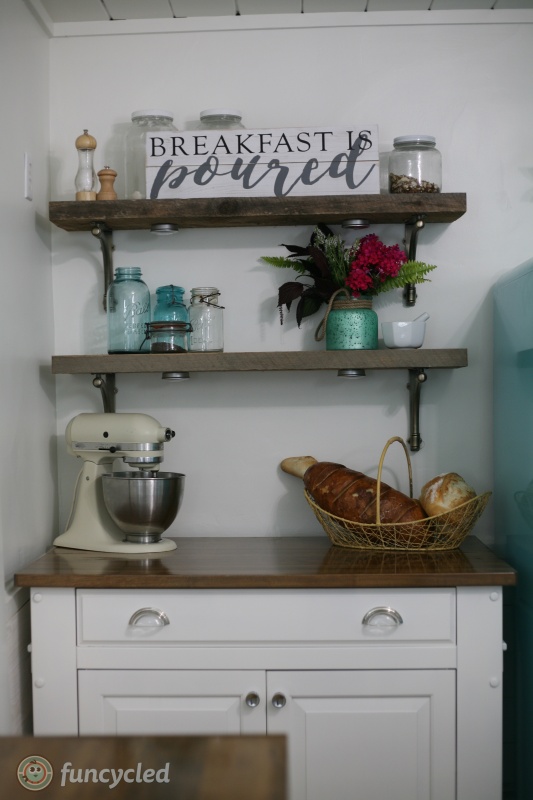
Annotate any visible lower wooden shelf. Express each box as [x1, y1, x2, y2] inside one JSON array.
[[51, 348, 467, 374]]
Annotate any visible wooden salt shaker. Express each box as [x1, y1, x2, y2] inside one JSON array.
[[97, 167, 117, 200]]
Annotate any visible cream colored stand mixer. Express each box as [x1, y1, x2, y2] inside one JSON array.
[[54, 412, 184, 554]]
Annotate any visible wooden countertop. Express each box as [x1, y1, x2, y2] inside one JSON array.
[[14, 536, 516, 590]]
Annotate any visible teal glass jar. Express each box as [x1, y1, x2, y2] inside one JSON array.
[[145, 285, 191, 352], [106, 267, 151, 353], [324, 294, 378, 350], [153, 285, 189, 324]]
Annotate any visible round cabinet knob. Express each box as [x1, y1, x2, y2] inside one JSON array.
[[245, 692, 261, 708], [271, 693, 287, 709], [128, 608, 170, 627]]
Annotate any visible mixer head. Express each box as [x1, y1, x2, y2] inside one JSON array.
[[66, 412, 175, 469]]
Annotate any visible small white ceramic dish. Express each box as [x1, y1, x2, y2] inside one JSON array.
[[382, 312, 429, 349]]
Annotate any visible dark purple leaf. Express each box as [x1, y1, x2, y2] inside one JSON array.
[[278, 281, 305, 311]]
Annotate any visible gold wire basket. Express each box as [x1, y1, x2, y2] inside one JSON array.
[[305, 436, 491, 551]]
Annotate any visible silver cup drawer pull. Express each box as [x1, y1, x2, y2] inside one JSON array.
[[362, 606, 403, 628], [128, 607, 170, 627]]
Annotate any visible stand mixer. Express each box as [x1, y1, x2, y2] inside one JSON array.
[[53, 412, 184, 554]]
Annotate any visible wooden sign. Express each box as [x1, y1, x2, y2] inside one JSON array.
[[145, 125, 379, 199]]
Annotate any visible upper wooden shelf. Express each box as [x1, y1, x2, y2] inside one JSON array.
[[51, 349, 468, 375], [48, 193, 467, 232]]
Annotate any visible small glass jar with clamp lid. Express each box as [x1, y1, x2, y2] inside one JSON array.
[[198, 109, 245, 130], [124, 109, 177, 199], [144, 285, 191, 352], [189, 287, 224, 352], [143, 321, 191, 353], [389, 135, 442, 194], [153, 285, 189, 325]]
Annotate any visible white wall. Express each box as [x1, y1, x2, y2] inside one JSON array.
[[49, 13, 533, 546], [0, 0, 55, 733]]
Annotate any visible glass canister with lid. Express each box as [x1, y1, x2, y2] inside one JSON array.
[[153, 285, 189, 324], [389, 135, 442, 194], [198, 109, 245, 130], [124, 109, 177, 199], [188, 287, 224, 352], [143, 284, 191, 353]]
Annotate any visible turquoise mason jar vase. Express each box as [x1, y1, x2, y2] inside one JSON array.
[[316, 289, 378, 350]]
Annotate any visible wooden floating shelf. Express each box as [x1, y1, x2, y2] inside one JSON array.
[[52, 349, 468, 375], [49, 193, 467, 232]]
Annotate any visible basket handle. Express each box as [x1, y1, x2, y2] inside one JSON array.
[[375, 437, 414, 523]]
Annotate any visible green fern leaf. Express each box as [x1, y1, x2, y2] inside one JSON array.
[[377, 261, 437, 295], [260, 255, 310, 276]]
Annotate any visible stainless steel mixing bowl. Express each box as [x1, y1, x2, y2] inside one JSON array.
[[101, 471, 185, 543]]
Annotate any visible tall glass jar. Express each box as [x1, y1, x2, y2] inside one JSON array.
[[107, 267, 151, 353], [189, 287, 224, 352], [124, 110, 177, 199], [198, 109, 245, 130], [389, 135, 441, 194]]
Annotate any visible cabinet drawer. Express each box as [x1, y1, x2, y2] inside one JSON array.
[[77, 588, 455, 646]]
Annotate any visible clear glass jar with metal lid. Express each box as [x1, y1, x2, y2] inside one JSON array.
[[124, 109, 177, 199], [389, 135, 442, 194], [188, 287, 224, 352], [198, 109, 245, 130]]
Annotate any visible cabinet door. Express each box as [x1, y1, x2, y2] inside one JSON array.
[[78, 670, 266, 736], [267, 670, 455, 800]]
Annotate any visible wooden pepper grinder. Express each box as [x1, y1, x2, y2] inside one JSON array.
[[97, 166, 117, 200], [74, 129, 97, 200]]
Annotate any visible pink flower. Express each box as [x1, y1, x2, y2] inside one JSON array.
[[346, 234, 407, 296]]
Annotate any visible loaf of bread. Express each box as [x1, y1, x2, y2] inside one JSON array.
[[281, 456, 427, 524], [419, 472, 476, 517]]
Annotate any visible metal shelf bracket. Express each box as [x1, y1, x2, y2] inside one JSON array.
[[92, 373, 117, 413], [407, 368, 427, 451], [403, 215, 426, 307], [91, 224, 115, 311]]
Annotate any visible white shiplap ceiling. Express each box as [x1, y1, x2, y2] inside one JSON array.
[[31, 0, 533, 24]]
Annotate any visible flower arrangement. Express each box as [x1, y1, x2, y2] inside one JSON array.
[[261, 225, 436, 326]]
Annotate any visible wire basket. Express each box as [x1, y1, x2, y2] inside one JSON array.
[[305, 436, 491, 551]]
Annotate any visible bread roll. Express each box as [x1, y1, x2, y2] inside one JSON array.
[[419, 472, 476, 517], [281, 457, 426, 524]]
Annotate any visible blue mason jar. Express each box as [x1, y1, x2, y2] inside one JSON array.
[[106, 267, 151, 353], [153, 285, 189, 324]]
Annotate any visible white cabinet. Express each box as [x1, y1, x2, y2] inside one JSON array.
[[268, 670, 455, 800], [28, 584, 504, 800], [78, 667, 455, 800], [78, 670, 267, 736]]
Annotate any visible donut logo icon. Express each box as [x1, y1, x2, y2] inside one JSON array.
[[17, 756, 53, 791]]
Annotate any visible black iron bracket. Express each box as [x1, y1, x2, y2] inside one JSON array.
[[407, 368, 427, 451], [91, 224, 115, 311], [403, 215, 426, 307], [92, 373, 117, 413]]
